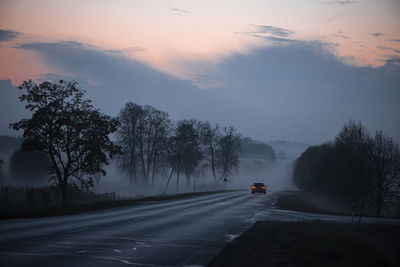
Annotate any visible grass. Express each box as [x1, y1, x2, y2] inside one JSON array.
[[275, 192, 353, 216], [208, 221, 400, 267], [0, 189, 241, 219]]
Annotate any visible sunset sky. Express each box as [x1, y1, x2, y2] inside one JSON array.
[[0, 0, 399, 143]]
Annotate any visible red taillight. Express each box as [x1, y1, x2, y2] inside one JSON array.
[[251, 186, 256, 189], [262, 186, 266, 189]]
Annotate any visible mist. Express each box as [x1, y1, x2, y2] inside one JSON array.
[[91, 140, 308, 198]]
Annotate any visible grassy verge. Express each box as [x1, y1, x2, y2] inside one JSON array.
[[208, 221, 400, 267], [275, 192, 352, 216], [1, 189, 240, 220]]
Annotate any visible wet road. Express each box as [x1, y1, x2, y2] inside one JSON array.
[[0, 191, 274, 266], [1, 190, 399, 267]]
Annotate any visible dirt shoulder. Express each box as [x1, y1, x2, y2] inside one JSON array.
[[208, 221, 400, 267]]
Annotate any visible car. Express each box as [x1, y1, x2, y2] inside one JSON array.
[[251, 183, 266, 194]]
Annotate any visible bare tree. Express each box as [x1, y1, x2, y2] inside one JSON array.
[[216, 126, 241, 182], [169, 120, 203, 191], [369, 131, 400, 217], [143, 105, 171, 187], [117, 103, 171, 187], [0, 157, 3, 181], [200, 122, 221, 183], [334, 120, 373, 221], [116, 102, 143, 186], [10, 80, 121, 204]]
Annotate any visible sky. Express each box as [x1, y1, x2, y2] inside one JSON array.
[[0, 0, 399, 144]]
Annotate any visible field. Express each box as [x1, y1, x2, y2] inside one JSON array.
[[209, 221, 400, 266]]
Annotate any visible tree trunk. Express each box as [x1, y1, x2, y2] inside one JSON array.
[[358, 197, 365, 223], [61, 180, 68, 205], [151, 159, 156, 188], [176, 160, 180, 194], [139, 135, 146, 184], [129, 164, 133, 186], [375, 175, 384, 217], [163, 162, 176, 193], [211, 150, 216, 183], [186, 174, 191, 188]]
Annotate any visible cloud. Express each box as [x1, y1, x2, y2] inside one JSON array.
[[262, 36, 298, 43], [326, 12, 350, 22], [168, 7, 191, 15], [377, 46, 400, 54], [15, 40, 211, 118], [371, 32, 383, 37], [236, 25, 296, 43], [210, 42, 400, 142], [186, 73, 222, 88], [0, 29, 20, 42], [389, 39, 400, 43], [333, 31, 350, 39], [8, 39, 400, 144], [249, 25, 295, 37], [124, 46, 145, 53], [323, 0, 356, 5]]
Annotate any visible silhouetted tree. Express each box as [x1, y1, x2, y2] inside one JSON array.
[[142, 105, 171, 186], [169, 120, 203, 190], [293, 120, 400, 217], [216, 126, 241, 182], [117, 103, 171, 188], [9, 149, 49, 184], [0, 157, 3, 181], [369, 131, 400, 216], [116, 102, 144, 186], [10, 80, 121, 204], [200, 121, 221, 183], [334, 120, 373, 219]]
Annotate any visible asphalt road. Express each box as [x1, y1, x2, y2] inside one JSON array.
[[0, 191, 275, 266], [1, 190, 399, 267]]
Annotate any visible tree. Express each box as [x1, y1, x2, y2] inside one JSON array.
[[147, 106, 171, 186], [0, 157, 3, 181], [369, 131, 400, 216], [334, 120, 373, 219], [216, 126, 241, 182], [10, 80, 121, 204], [200, 121, 221, 183], [116, 103, 171, 188], [116, 102, 144, 186], [169, 120, 203, 191], [293, 120, 400, 217]]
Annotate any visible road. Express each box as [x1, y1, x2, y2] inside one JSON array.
[[1, 190, 399, 266]]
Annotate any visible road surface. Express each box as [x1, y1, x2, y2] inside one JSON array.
[[1, 191, 399, 266]]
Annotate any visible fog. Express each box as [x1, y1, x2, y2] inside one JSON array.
[[90, 141, 307, 198]]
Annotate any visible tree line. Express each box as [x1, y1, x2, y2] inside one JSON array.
[[116, 102, 241, 192], [9, 80, 242, 203], [293, 121, 400, 217]]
